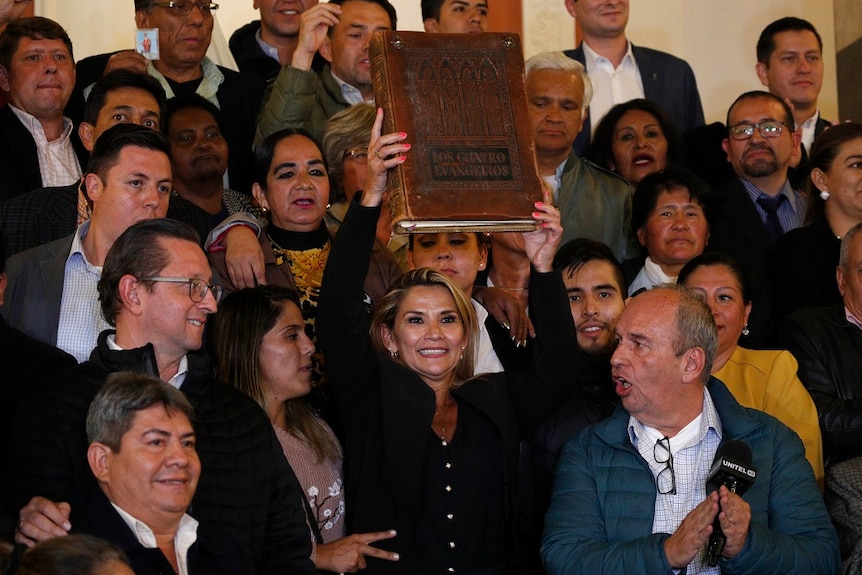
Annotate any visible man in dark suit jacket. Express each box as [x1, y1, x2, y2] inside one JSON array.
[[0, 17, 87, 202], [64, 1, 264, 195], [709, 91, 803, 348], [562, 0, 704, 155], [83, 373, 242, 575]]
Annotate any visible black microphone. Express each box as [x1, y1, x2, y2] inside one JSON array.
[[704, 440, 757, 566]]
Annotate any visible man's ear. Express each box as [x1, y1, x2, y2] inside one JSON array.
[[79, 122, 96, 152], [87, 443, 112, 483], [83, 172, 103, 206], [837, 265, 846, 298], [118, 274, 145, 316], [721, 138, 732, 163], [755, 62, 769, 87], [135, 10, 149, 29], [320, 36, 334, 64], [682, 347, 707, 384], [423, 18, 439, 33], [0, 65, 10, 94]]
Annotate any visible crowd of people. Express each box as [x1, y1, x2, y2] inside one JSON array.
[[0, 0, 858, 574]]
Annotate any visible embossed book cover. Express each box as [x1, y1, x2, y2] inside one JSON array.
[[370, 31, 542, 233]]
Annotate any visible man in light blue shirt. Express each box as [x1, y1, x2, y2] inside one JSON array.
[[1, 124, 172, 361]]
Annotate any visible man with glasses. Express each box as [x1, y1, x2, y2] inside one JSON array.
[[542, 285, 838, 575], [68, 0, 264, 195], [7, 218, 316, 575], [709, 90, 803, 347]]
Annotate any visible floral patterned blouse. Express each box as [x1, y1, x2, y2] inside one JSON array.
[[273, 422, 345, 542]]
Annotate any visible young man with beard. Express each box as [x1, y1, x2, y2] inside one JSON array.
[[517, 238, 624, 573]]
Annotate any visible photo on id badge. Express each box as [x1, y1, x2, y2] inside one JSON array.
[[136, 29, 159, 60]]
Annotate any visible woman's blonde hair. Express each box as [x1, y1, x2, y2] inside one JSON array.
[[370, 268, 478, 385]]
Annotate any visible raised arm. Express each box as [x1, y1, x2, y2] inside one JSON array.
[[506, 203, 588, 432], [317, 109, 408, 407]]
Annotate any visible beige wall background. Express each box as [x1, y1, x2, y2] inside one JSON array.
[[36, 0, 838, 124]]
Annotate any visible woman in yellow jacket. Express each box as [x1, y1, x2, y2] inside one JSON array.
[[679, 252, 825, 488]]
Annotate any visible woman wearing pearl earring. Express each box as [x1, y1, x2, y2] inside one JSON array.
[[771, 122, 862, 322]]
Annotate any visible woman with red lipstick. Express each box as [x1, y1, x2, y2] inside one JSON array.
[[625, 166, 714, 294], [587, 99, 683, 187], [208, 128, 401, 385], [678, 252, 824, 487], [212, 285, 401, 573], [317, 109, 581, 574]]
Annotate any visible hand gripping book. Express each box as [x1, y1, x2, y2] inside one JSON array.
[[370, 31, 542, 233]]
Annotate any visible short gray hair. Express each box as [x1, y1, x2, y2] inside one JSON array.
[[86, 371, 194, 451], [651, 284, 717, 384], [525, 51, 593, 114], [840, 222, 862, 271]]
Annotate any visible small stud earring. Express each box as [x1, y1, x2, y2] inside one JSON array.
[[820, 189, 830, 201], [388, 348, 399, 360]]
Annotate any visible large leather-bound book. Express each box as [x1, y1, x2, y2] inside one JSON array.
[[370, 31, 542, 233]]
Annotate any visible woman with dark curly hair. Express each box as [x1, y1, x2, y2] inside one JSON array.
[[586, 99, 683, 187]]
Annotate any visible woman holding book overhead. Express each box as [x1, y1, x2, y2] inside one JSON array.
[[316, 109, 583, 574]]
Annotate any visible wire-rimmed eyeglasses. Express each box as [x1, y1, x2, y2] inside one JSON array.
[[150, 1, 219, 16], [140, 276, 223, 303], [728, 120, 789, 141], [654, 436, 677, 495]]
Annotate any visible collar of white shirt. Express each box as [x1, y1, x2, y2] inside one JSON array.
[[105, 334, 189, 389], [111, 502, 199, 575]]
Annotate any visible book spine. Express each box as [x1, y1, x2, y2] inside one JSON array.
[[370, 33, 408, 227]]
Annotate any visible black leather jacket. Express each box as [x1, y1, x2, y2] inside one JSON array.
[[783, 304, 862, 467]]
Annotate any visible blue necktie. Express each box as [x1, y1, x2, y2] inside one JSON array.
[[756, 194, 787, 243]]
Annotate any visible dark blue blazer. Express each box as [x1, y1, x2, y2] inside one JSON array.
[[565, 43, 705, 155]]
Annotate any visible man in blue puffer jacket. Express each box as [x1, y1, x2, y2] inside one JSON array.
[[542, 285, 838, 575]]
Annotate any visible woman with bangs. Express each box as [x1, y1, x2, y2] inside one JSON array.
[[317, 109, 584, 574]]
